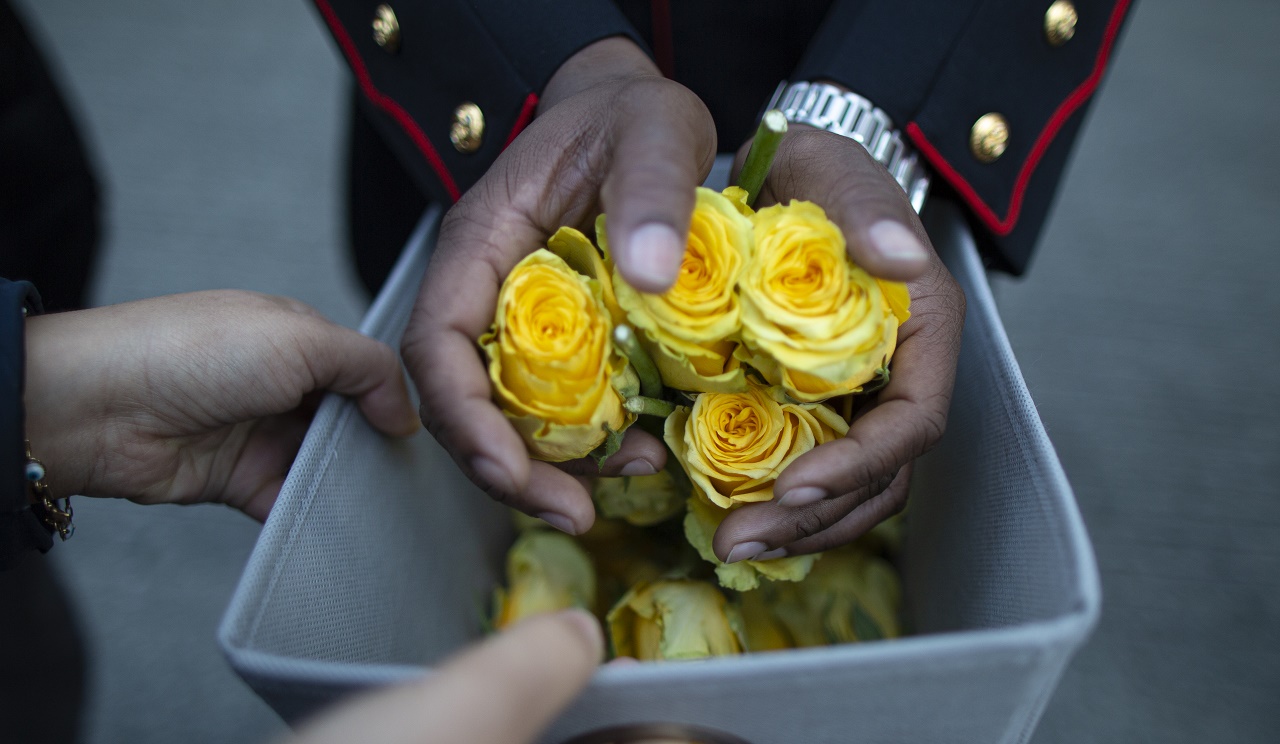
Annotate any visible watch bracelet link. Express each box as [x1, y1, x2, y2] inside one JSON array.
[[767, 81, 930, 213]]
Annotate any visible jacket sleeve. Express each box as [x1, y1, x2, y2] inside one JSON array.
[[310, 0, 645, 204], [793, 0, 1136, 273], [1, 279, 51, 570]]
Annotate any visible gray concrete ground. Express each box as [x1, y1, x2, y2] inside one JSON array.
[[12, 0, 1280, 742]]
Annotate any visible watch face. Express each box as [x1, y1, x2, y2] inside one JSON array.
[[767, 82, 930, 214]]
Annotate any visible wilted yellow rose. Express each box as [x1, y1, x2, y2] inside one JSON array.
[[605, 187, 752, 393], [683, 495, 820, 591], [738, 585, 792, 652], [737, 201, 911, 402], [492, 530, 596, 630], [663, 385, 850, 509], [480, 239, 635, 461], [593, 469, 686, 527], [764, 545, 902, 646], [575, 517, 694, 618], [607, 579, 744, 661]]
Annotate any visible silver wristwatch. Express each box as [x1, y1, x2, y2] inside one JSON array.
[[767, 81, 930, 213]]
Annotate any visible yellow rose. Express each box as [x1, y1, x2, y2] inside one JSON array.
[[683, 495, 821, 591], [546, 223, 625, 327], [492, 531, 596, 630], [605, 187, 752, 393], [480, 238, 635, 461], [593, 469, 686, 527], [764, 545, 903, 645], [575, 517, 693, 618], [663, 385, 850, 509], [738, 585, 792, 652], [607, 579, 744, 661], [737, 201, 911, 402]]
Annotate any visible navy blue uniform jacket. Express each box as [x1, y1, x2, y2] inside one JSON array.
[[317, 0, 1134, 274]]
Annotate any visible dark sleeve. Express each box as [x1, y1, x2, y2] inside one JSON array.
[[793, 0, 1136, 274], [1, 278, 51, 570], [311, 0, 646, 204]]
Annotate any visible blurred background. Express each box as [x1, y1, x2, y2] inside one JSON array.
[[6, 0, 1279, 741]]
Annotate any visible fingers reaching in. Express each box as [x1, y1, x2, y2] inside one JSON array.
[[290, 610, 603, 744]]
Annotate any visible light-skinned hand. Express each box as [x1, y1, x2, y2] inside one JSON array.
[[287, 610, 602, 744], [23, 290, 419, 520]]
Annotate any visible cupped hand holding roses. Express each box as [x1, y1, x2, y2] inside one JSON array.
[[403, 38, 961, 550], [402, 38, 717, 534], [710, 123, 966, 563]]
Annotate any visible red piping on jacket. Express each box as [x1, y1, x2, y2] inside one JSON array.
[[311, 0, 461, 202], [651, 0, 675, 78], [906, 0, 1131, 236], [503, 93, 539, 149]]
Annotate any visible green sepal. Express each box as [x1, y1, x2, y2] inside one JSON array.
[[589, 424, 626, 470], [851, 601, 884, 642], [859, 364, 892, 396]]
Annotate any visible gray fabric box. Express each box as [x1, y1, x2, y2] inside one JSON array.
[[218, 200, 1099, 744]]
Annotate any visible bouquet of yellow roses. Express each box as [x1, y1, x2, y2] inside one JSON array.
[[482, 115, 909, 660]]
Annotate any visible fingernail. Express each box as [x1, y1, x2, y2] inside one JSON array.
[[725, 541, 768, 564], [777, 486, 827, 507], [868, 220, 928, 262], [537, 512, 577, 534], [627, 223, 683, 291], [618, 459, 658, 477], [398, 407, 423, 436], [556, 609, 605, 657], [755, 547, 789, 561], [470, 456, 516, 495]]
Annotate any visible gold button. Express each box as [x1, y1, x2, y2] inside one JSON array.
[[371, 4, 400, 53], [450, 102, 485, 154], [970, 113, 1010, 163], [1044, 0, 1078, 47]]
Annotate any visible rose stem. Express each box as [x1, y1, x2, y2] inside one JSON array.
[[736, 109, 787, 207], [624, 396, 677, 418], [613, 324, 663, 399]]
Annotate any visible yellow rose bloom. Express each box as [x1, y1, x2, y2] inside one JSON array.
[[575, 517, 692, 619], [663, 385, 850, 509], [765, 545, 903, 645], [607, 579, 744, 661], [492, 531, 596, 630], [683, 495, 821, 591], [738, 585, 792, 652], [605, 187, 752, 393], [480, 241, 635, 461], [546, 224, 625, 328], [593, 469, 686, 527], [737, 201, 911, 402]]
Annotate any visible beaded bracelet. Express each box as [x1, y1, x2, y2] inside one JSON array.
[[25, 440, 74, 540]]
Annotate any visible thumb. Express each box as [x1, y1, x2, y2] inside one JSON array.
[[294, 317, 421, 437], [735, 127, 932, 282], [290, 610, 602, 744], [601, 78, 716, 293]]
